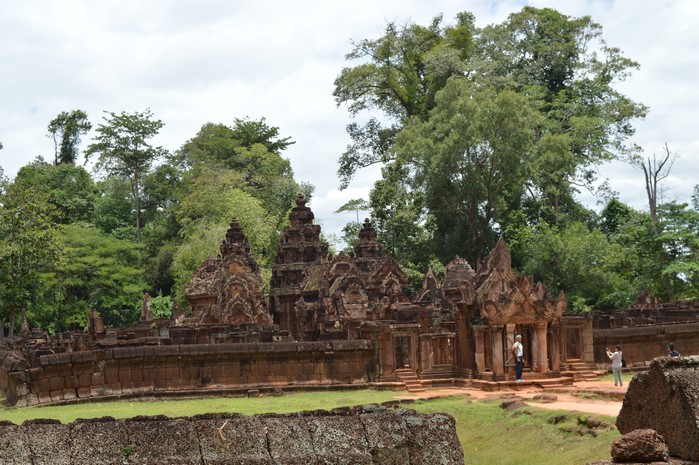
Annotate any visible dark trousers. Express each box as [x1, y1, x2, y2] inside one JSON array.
[[515, 356, 523, 380]]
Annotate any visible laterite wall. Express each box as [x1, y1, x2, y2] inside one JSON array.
[[6, 341, 375, 406], [593, 322, 699, 368]]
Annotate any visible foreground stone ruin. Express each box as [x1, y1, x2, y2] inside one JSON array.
[[616, 356, 699, 462], [0, 405, 464, 465]]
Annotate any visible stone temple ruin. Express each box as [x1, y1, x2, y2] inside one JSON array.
[[5, 194, 699, 408], [2, 193, 604, 407]]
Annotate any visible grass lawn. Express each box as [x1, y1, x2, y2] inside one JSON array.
[[597, 371, 636, 385], [0, 390, 619, 464]]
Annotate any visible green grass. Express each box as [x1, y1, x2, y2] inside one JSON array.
[[413, 397, 618, 465], [598, 372, 635, 385], [0, 389, 398, 424], [0, 390, 619, 465]]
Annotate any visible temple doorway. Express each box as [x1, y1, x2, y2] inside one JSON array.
[[565, 327, 583, 360], [394, 335, 412, 368], [503, 326, 530, 374]]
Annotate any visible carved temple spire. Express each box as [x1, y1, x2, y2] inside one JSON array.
[[353, 218, 383, 259]]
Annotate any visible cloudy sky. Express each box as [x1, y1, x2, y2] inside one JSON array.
[[1, 0, 697, 239]]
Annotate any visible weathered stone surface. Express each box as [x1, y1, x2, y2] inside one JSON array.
[[265, 414, 319, 465], [70, 417, 128, 465], [588, 458, 699, 465], [402, 410, 465, 464], [307, 411, 373, 464], [0, 408, 464, 465], [359, 407, 411, 465], [611, 429, 669, 463], [195, 413, 273, 465], [123, 416, 200, 465], [532, 393, 558, 403], [23, 419, 72, 465], [500, 397, 527, 411], [0, 421, 32, 464], [617, 356, 699, 461]]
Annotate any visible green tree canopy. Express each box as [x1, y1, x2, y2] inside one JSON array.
[[47, 110, 92, 165], [14, 157, 97, 224], [86, 108, 168, 242], [512, 220, 634, 312], [392, 81, 539, 263], [334, 6, 648, 281], [0, 181, 61, 338], [474, 7, 648, 212], [333, 12, 476, 188], [172, 167, 277, 305], [51, 224, 146, 329]]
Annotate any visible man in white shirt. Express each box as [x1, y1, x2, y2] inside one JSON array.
[[512, 335, 524, 382]]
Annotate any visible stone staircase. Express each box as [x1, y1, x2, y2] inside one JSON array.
[[395, 368, 426, 393], [562, 360, 604, 381], [532, 376, 573, 389]]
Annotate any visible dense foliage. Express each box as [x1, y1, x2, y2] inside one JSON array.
[[0, 112, 305, 335], [335, 7, 698, 309], [0, 6, 697, 337]]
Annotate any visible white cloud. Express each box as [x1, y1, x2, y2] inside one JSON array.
[[1, 0, 698, 240]]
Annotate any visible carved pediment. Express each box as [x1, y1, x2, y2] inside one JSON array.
[[222, 296, 254, 324], [442, 255, 476, 289], [367, 256, 408, 285], [476, 266, 563, 325]]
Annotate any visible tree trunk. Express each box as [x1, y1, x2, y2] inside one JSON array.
[[133, 171, 142, 243], [642, 143, 675, 236], [8, 305, 16, 340]]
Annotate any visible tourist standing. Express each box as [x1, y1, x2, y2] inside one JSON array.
[[668, 343, 680, 357], [512, 335, 524, 382], [606, 345, 623, 387]]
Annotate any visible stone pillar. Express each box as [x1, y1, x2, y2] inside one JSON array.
[[491, 325, 505, 381], [536, 322, 549, 374], [505, 323, 516, 379], [549, 320, 561, 374], [473, 325, 486, 375], [420, 334, 433, 373], [454, 307, 474, 374]]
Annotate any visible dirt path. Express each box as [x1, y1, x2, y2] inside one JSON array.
[[396, 380, 626, 418]]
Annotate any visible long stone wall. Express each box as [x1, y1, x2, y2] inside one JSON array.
[[0, 406, 465, 464], [7, 341, 375, 407], [593, 321, 699, 368]]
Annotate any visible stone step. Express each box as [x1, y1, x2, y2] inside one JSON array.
[[394, 369, 425, 392], [405, 385, 426, 393], [540, 384, 567, 390]]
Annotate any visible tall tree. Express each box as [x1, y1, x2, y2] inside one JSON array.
[[175, 119, 304, 225], [86, 109, 167, 242], [628, 143, 677, 235], [0, 181, 61, 339], [51, 224, 146, 329], [333, 12, 476, 188], [47, 110, 92, 165], [392, 81, 539, 263], [474, 7, 647, 212], [174, 118, 294, 170], [14, 157, 97, 224], [334, 7, 647, 269], [655, 202, 699, 300]]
